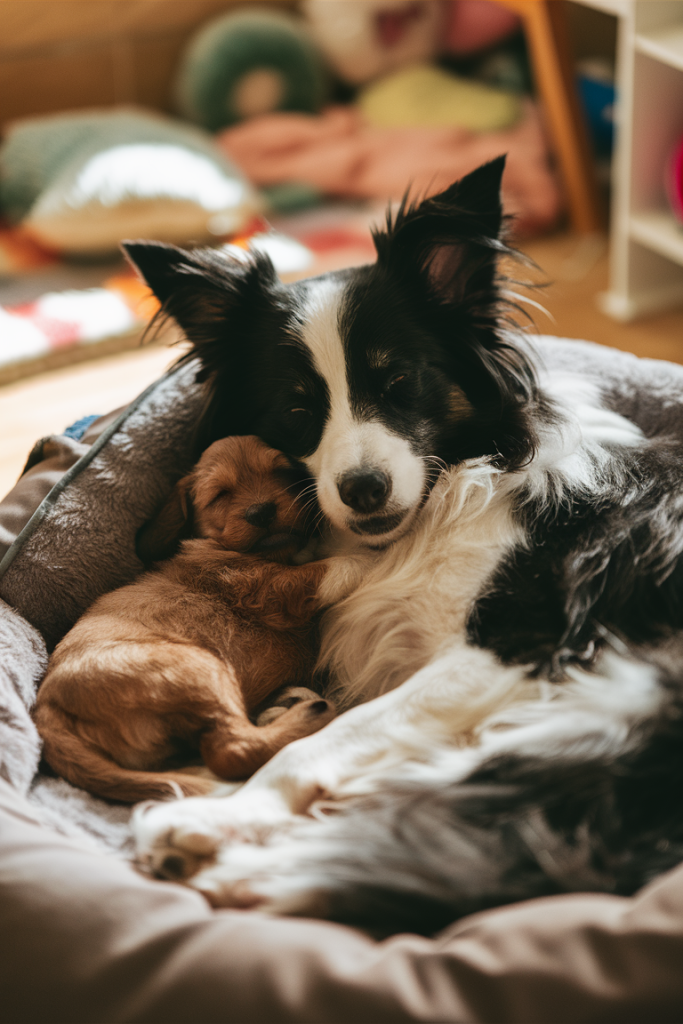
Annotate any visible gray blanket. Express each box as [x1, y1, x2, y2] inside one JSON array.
[[1, 336, 683, 854]]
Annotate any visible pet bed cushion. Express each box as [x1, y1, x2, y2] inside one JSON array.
[[3, 336, 683, 1020], [0, 108, 260, 255], [0, 362, 202, 650], [2, 762, 683, 1022]]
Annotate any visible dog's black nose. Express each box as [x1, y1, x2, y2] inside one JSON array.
[[244, 501, 277, 528], [338, 471, 390, 514]]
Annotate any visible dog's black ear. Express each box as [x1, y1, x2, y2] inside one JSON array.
[[121, 240, 278, 368], [373, 156, 507, 306], [136, 473, 194, 564], [375, 157, 537, 470], [122, 241, 190, 305]]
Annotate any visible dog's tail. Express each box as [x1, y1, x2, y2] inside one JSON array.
[[35, 703, 219, 803]]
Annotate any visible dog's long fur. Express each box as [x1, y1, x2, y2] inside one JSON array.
[[125, 158, 683, 934], [35, 436, 339, 803]]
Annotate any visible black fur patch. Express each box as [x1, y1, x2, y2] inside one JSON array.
[[470, 438, 683, 674]]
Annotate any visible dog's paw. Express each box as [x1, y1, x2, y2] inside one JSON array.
[[133, 798, 227, 880], [186, 842, 330, 918], [133, 788, 294, 882], [185, 844, 274, 908]]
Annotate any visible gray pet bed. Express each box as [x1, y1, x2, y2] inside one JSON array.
[[2, 336, 683, 1023]]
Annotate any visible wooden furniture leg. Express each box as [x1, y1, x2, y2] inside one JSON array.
[[493, 0, 603, 233]]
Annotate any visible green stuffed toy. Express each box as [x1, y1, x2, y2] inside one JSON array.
[[175, 8, 329, 132]]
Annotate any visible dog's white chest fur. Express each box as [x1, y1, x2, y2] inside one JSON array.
[[319, 463, 524, 707], [316, 372, 645, 710]]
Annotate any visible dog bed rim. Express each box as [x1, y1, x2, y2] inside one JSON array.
[[0, 365, 182, 582]]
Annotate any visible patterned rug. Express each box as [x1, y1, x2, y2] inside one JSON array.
[[0, 203, 380, 385]]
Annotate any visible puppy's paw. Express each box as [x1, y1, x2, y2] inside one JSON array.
[[254, 684, 335, 733], [291, 538, 320, 564]]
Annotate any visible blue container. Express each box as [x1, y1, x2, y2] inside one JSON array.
[[578, 73, 615, 158]]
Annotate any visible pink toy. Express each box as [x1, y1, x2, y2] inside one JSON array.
[[666, 136, 683, 225]]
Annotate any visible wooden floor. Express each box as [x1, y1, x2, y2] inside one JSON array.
[[0, 340, 178, 497], [520, 232, 683, 365], [1, 229, 683, 498]]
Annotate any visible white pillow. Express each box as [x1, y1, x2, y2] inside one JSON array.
[[0, 108, 261, 255]]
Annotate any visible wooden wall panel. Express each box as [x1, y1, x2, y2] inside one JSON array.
[[0, 1, 249, 53], [129, 33, 192, 112], [0, 0, 298, 127], [0, 45, 120, 122]]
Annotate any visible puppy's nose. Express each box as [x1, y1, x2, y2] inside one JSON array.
[[338, 470, 390, 514], [244, 501, 277, 528]]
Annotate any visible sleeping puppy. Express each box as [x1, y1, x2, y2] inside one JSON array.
[[34, 435, 342, 803]]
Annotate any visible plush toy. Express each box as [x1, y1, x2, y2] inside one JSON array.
[[300, 0, 521, 84], [443, 1, 521, 57], [300, 0, 523, 134], [175, 2, 523, 136], [358, 63, 521, 131], [175, 8, 329, 132], [300, 0, 445, 86], [0, 108, 260, 255]]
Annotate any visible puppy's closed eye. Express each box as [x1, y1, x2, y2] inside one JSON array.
[[207, 487, 233, 506]]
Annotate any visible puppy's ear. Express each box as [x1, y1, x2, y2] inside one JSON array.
[[136, 474, 194, 564], [121, 240, 278, 375], [373, 156, 507, 306]]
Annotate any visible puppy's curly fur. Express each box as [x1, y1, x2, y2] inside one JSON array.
[[34, 436, 335, 803]]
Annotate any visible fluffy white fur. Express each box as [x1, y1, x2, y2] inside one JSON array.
[[527, 368, 643, 505], [134, 645, 661, 911]]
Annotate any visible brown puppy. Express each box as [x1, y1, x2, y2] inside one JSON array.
[[34, 436, 335, 803]]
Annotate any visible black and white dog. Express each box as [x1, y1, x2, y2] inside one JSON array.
[[126, 158, 683, 935]]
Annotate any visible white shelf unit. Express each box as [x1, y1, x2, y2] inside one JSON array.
[[577, 0, 683, 319], [636, 22, 683, 72]]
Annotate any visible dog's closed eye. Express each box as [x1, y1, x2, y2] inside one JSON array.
[[285, 407, 313, 423], [382, 373, 409, 396]]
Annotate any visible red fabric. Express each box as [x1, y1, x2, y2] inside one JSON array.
[[218, 102, 562, 238]]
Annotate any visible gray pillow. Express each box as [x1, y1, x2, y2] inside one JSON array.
[[0, 360, 202, 650]]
